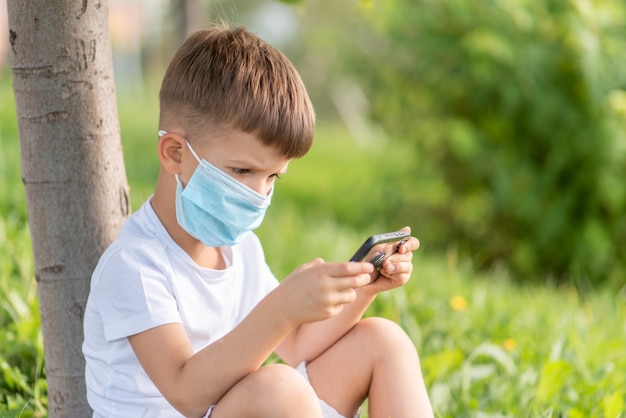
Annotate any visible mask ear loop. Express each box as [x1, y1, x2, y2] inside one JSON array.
[[158, 130, 202, 163], [184, 140, 202, 164]]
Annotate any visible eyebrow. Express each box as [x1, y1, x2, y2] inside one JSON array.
[[228, 158, 289, 174]]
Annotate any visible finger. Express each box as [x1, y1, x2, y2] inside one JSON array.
[[329, 272, 373, 291], [385, 249, 413, 265], [325, 261, 374, 277], [333, 287, 359, 305], [397, 236, 420, 254], [383, 261, 409, 276], [307, 257, 325, 266], [295, 257, 325, 273], [382, 256, 413, 275]]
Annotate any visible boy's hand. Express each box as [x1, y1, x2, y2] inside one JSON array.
[[363, 226, 419, 295], [278, 258, 374, 326]]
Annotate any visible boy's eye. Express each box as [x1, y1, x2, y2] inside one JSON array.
[[230, 168, 282, 182], [232, 168, 250, 176]]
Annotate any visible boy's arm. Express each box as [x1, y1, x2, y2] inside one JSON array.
[[276, 288, 376, 366], [276, 233, 419, 365], [128, 292, 293, 418], [128, 259, 372, 418]]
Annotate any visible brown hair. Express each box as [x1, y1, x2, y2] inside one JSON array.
[[159, 25, 315, 158]]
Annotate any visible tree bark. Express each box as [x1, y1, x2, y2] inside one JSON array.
[[7, 1, 130, 416]]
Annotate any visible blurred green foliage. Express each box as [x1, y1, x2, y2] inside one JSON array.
[[341, 0, 626, 287]]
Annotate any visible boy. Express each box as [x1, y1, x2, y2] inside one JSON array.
[[82, 24, 433, 418]]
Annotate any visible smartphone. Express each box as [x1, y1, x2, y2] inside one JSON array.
[[349, 230, 410, 269]]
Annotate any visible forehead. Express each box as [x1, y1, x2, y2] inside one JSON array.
[[196, 130, 291, 169]]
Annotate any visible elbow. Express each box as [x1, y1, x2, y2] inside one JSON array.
[[173, 402, 212, 418], [275, 341, 315, 367], [276, 327, 311, 367], [275, 339, 300, 367], [166, 391, 215, 418], [276, 351, 299, 368]]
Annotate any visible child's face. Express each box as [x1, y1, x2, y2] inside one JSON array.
[[182, 130, 291, 197]]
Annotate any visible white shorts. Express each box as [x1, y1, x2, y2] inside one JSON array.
[[202, 405, 215, 418], [296, 362, 360, 418], [202, 363, 359, 418]]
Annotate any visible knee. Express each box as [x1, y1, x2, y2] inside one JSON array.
[[353, 317, 418, 358], [246, 364, 321, 417]]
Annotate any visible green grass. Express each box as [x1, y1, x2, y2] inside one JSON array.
[[1, 74, 625, 417], [0, 74, 47, 418]]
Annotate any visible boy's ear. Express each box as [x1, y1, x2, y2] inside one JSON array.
[[158, 132, 186, 174]]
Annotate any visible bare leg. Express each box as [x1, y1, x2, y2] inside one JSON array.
[[306, 317, 433, 418], [211, 363, 323, 418]]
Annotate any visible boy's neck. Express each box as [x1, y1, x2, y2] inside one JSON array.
[[184, 244, 227, 270], [151, 171, 227, 270]]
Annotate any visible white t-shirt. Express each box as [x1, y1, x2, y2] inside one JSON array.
[[82, 199, 279, 417]]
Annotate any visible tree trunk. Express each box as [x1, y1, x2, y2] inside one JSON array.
[[7, 1, 130, 416]]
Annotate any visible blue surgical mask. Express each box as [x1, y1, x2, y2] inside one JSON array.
[[159, 130, 273, 247]]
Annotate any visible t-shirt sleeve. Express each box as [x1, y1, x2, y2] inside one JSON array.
[[91, 243, 182, 342]]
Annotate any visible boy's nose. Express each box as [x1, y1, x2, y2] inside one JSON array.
[[248, 180, 271, 197], [260, 184, 273, 197]]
